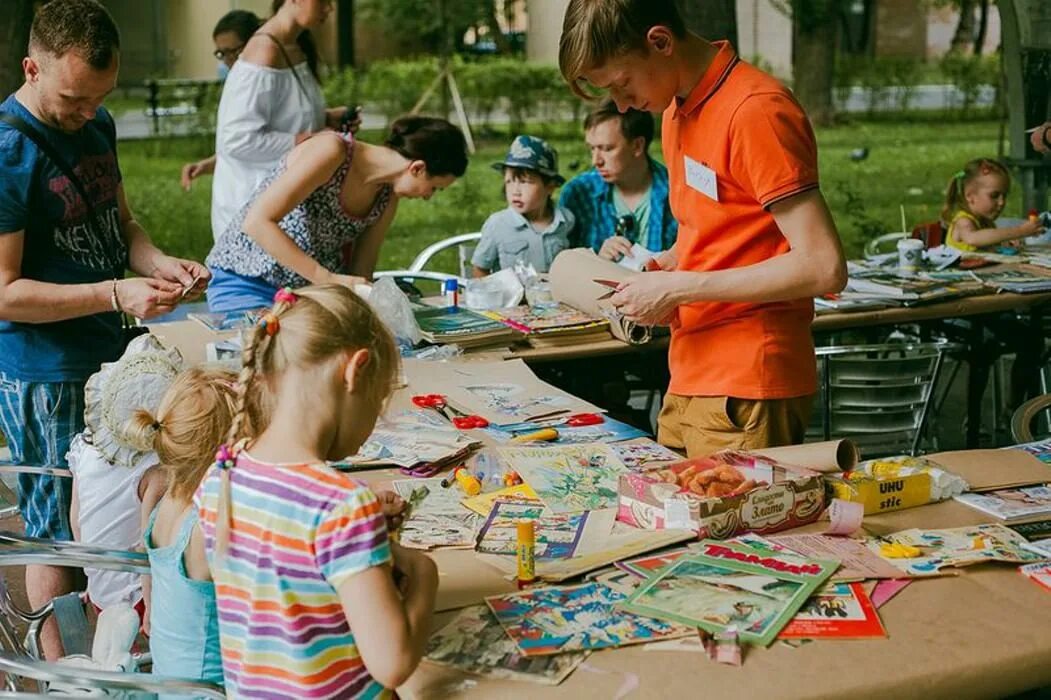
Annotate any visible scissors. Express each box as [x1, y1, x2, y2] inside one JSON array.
[[411, 394, 489, 430], [524, 412, 604, 429], [593, 278, 620, 300]]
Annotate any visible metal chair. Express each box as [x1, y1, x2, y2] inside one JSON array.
[[0, 654, 224, 697], [0, 535, 149, 662], [810, 340, 963, 457], [0, 463, 76, 526], [0, 548, 221, 697], [373, 232, 482, 283], [1011, 393, 1051, 443]]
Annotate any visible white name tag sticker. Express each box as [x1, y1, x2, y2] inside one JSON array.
[[684, 155, 719, 201]]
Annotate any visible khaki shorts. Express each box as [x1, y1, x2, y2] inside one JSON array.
[[657, 394, 814, 458]]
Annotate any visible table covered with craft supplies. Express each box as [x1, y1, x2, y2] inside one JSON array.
[[148, 311, 1051, 699]]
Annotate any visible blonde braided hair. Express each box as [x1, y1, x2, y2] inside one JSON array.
[[214, 284, 399, 556]]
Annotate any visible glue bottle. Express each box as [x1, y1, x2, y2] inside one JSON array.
[[442, 278, 459, 312], [453, 466, 481, 496], [516, 520, 536, 589]]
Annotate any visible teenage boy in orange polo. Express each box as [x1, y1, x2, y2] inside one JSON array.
[[559, 0, 847, 457]]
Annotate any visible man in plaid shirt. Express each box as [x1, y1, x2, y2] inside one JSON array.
[[560, 100, 678, 260]]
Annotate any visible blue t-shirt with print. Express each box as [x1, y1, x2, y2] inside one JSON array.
[[0, 95, 128, 382]]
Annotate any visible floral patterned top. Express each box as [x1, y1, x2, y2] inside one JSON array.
[[206, 132, 392, 290]]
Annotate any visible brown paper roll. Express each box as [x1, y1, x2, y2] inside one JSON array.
[[549, 248, 652, 344], [750, 439, 859, 474]]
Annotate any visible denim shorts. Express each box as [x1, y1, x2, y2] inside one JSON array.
[[0, 372, 84, 540]]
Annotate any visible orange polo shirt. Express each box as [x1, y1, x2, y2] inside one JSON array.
[[662, 42, 818, 399]]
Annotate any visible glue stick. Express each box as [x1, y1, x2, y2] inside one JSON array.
[[454, 467, 482, 496], [516, 520, 536, 589]]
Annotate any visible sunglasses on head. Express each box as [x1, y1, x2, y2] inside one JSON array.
[[214, 45, 245, 60]]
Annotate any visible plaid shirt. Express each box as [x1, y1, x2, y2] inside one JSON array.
[[559, 158, 678, 253]]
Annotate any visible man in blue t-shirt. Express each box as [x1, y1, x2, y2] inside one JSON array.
[[0, 0, 209, 659]]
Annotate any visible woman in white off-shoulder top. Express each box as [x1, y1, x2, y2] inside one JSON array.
[[211, 0, 357, 240]]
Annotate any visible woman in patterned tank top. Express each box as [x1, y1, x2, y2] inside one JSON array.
[[206, 116, 469, 312]]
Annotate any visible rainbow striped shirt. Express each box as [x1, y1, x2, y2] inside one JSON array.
[[197, 452, 392, 699]]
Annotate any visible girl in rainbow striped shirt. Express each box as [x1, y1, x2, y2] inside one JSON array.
[[197, 284, 438, 699]]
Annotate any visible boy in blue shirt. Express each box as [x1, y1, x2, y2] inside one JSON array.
[[472, 135, 575, 276]]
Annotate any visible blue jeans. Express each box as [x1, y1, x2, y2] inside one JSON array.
[[0, 372, 84, 540], [206, 267, 277, 313]]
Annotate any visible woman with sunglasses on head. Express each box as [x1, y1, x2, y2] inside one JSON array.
[[180, 11, 262, 192], [209, 0, 361, 241]]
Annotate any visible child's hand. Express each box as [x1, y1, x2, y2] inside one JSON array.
[[1018, 219, 1045, 238], [375, 490, 406, 532], [390, 541, 438, 595]]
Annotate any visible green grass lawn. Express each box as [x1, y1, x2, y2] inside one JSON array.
[[120, 119, 1016, 276]]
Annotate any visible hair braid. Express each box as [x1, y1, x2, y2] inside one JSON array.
[[216, 298, 292, 557]]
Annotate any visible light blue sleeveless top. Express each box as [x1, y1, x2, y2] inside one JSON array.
[[144, 506, 223, 693]]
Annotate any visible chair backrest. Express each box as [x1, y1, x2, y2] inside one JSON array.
[[408, 232, 482, 277], [911, 220, 947, 248], [809, 341, 962, 457]]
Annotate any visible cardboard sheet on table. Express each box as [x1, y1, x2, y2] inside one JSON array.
[[548, 248, 651, 344], [749, 439, 859, 474], [928, 448, 1051, 491], [476, 509, 694, 581], [401, 557, 1051, 700], [402, 358, 603, 425]]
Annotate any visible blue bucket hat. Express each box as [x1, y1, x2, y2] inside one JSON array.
[[491, 134, 565, 185]]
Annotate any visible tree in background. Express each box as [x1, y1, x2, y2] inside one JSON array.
[[0, 0, 34, 98], [936, 0, 993, 56], [784, 0, 842, 126], [676, 0, 738, 46], [358, 0, 513, 55]]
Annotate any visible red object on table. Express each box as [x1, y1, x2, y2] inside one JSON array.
[[563, 413, 604, 427]]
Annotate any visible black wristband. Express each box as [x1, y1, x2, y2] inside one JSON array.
[[1043, 125, 1051, 151]]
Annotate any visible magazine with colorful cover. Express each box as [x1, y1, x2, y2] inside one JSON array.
[[481, 303, 607, 334], [619, 540, 838, 647], [777, 582, 886, 640], [424, 605, 587, 684], [1010, 519, 1051, 541], [500, 443, 628, 513], [474, 501, 588, 559], [954, 486, 1051, 522], [486, 582, 692, 656], [1019, 563, 1051, 592]]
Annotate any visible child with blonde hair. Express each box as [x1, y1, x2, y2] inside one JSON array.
[[943, 157, 1044, 251], [69, 334, 182, 622], [197, 284, 437, 698], [127, 366, 251, 691]]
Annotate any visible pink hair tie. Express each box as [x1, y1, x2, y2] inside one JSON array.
[[274, 287, 298, 305], [215, 445, 236, 470]]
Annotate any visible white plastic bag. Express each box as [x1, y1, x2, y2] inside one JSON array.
[[367, 277, 422, 346]]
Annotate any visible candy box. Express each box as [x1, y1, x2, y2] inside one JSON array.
[[616, 451, 825, 538]]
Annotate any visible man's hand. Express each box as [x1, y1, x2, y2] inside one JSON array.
[[609, 271, 690, 326], [598, 236, 634, 262], [150, 257, 210, 300], [115, 278, 183, 319]]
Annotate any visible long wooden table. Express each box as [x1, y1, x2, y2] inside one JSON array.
[[345, 448, 1051, 700], [147, 320, 1051, 697]]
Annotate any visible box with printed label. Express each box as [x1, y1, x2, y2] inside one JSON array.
[[616, 451, 825, 538], [825, 472, 932, 514]]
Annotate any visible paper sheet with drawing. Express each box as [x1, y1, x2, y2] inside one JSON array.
[[500, 443, 627, 513], [424, 604, 588, 684], [486, 582, 693, 656], [475, 501, 588, 559], [392, 477, 478, 549], [402, 358, 604, 425]]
